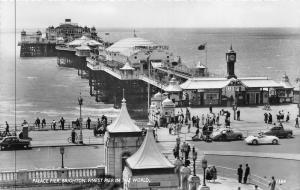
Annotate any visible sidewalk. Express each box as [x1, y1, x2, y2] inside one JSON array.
[[203, 176, 263, 190], [29, 129, 104, 147]]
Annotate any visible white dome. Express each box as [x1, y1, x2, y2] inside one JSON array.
[[162, 98, 175, 107], [153, 92, 163, 100], [106, 37, 157, 56]]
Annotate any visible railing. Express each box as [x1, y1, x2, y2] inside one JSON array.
[[87, 58, 169, 89], [0, 166, 105, 186], [214, 165, 283, 190]]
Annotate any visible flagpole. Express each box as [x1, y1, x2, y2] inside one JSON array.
[[205, 43, 207, 66]]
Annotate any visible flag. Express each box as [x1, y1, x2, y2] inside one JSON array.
[[198, 43, 207, 50]]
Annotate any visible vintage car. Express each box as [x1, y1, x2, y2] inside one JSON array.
[[210, 128, 243, 141], [245, 133, 279, 145], [0, 136, 31, 150], [263, 126, 293, 138]]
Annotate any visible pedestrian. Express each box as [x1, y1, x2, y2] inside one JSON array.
[[211, 166, 217, 182], [42, 118, 46, 128], [5, 121, 9, 134], [244, 164, 250, 184], [237, 164, 243, 183], [52, 120, 56, 130], [268, 113, 273, 124], [186, 143, 191, 159], [60, 117, 65, 130], [35, 117, 40, 128], [269, 176, 276, 190], [286, 112, 290, 122], [264, 112, 268, 124], [201, 114, 205, 125], [216, 113, 220, 126], [87, 117, 91, 129], [295, 117, 299, 128], [237, 110, 240, 121], [71, 128, 76, 143], [154, 120, 159, 129]]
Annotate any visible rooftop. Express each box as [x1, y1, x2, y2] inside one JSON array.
[[126, 126, 174, 170], [106, 37, 158, 57], [106, 98, 141, 133]]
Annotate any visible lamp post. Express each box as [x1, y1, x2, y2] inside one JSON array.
[[60, 147, 65, 168], [78, 94, 83, 144], [296, 78, 300, 117], [200, 158, 210, 190], [192, 146, 197, 176]]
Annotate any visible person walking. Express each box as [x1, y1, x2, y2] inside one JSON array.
[[35, 117, 41, 128], [236, 110, 241, 121], [264, 112, 268, 124], [52, 120, 56, 130], [5, 121, 9, 134], [244, 164, 250, 184], [86, 117, 91, 129], [286, 112, 290, 122], [268, 113, 273, 124], [42, 118, 46, 128], [60, 117, 65, 130], [211, 166, 217, 182], [269, 176, 276, 190], [237, 164, 243, 183], [295, 117, 299, 128]]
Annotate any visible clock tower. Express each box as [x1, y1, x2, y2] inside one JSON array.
[[226, 45, 237, 79]]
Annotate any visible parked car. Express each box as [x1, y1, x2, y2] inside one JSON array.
[[0, 136, 31, 150], [210, 128, 243, 141], [264, 126, 293, 138], [245, 133, 279, 145]]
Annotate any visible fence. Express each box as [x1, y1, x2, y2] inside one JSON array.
[[215, 165, 283, 190], [0, 166, 105, 187]]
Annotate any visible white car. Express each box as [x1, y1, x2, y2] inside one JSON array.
[[245, 134, 279, 145]]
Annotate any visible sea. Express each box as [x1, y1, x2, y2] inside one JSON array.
[[1, 28, 300, 126]]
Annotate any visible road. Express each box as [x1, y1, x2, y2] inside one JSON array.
[[1, 138, 299, 189], [158, 135, 300, 155]]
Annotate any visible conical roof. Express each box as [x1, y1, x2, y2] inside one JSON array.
[[126, 126, 174, 170], [165, 77, 182, 92], [107, 98, 141, 133], [196, 61, 207, 69], [120, 61, 135, 70], [280, 73, 293, 89]]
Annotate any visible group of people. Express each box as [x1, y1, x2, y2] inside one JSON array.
[[237, 164, 251, 184]]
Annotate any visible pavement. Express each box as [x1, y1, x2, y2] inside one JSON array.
[[29, 129, 103, 147]]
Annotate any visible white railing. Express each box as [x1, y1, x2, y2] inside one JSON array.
[[0, 166, 105, 185]]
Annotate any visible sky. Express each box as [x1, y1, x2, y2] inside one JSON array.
[[1, 0, 300, 31]]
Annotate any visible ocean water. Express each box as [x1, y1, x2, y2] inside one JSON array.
[[1, 28, 300, 125]]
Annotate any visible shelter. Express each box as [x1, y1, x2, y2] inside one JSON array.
[[123, 125, 178, 190], [180, 77, 284, 106], [104, 98, 143, 179]]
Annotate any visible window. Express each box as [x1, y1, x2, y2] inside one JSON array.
[[204, 93, 219, 100]]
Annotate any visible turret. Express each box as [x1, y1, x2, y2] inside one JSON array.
[[226, 45, 237, 79]]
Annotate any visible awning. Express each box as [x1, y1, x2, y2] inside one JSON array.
[[240, 79, 282, 88], [180, 78, 230, 90]]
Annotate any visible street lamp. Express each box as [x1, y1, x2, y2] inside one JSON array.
[[296, 78, 300, 117], [192, 146, 197, 176], [60, 147, 65, 168], [200, 158, 210, 190], [78, 94, 83, 144]]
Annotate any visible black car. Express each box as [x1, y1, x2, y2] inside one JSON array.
[[264, 126, 293, 138], [0, 136, 31, 150]]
